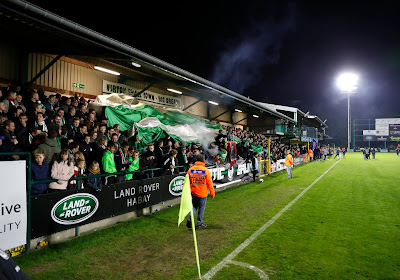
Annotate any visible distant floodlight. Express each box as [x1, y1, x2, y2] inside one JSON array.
[[208, 101, 219, 106], [337, 73, 359, 93], [167, 88, 182, 94], [235, 109, 242, 113], [94, 66, 120, 76], [131, 62, 141, 68], [253, 114, 259, 118]]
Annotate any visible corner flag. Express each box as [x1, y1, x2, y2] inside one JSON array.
[[178, 174, 193, 226], [178, 174, 202, 279]]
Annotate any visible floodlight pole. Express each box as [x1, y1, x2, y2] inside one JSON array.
[[347, 92, 351, 150]]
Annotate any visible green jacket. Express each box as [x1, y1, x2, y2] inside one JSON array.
[[126, 157, 140, 180], [102, 150, 117, 174], [38, 138, 61, 164]]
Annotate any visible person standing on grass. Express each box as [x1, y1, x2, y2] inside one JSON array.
[[284, 150, 293, 179], [371, 147, 376, 159], [342, 147, 346, 158], [308, 148, 313, 162], [334, 147, 340, 159], [186, 154, 215, 229]]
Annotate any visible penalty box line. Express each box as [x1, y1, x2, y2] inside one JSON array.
[[203, 159, 341, 280]]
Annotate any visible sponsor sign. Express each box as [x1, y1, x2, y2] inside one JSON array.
[[102, 80, 181, 107], [375, 130, 389, 136], [0, 161, 27, 251], [389, 124, 400, 141], [363, 130, 376, 136], [208, 160, 252, 187], [51, 194, 99, 225], [31, 175, 181, 238], [168, 176, 185, 196]]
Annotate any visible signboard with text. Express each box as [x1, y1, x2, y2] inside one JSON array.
[[0, 161, 27, 250], [102, 80, 182, 107]]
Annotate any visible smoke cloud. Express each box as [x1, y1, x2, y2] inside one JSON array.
[[210, 4, 297, 94]]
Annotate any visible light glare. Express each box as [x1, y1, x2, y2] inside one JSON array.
[[94, 66, 120, 76], [167, 88, 182, 94], [208, 101, 219, 105], [337, 73, 359, 93]]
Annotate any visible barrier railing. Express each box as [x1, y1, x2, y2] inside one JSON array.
[[0, 149, 185, 253]]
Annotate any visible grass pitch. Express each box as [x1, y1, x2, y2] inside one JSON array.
[[16, 153, 400, 279]]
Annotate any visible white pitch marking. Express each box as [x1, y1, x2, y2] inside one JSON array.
[[227, 260, 269, 279], [203, 159, 341, 279]]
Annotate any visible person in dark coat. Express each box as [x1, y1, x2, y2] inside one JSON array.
[[140, 150, 155, 179], [31, 149, 50, 195]]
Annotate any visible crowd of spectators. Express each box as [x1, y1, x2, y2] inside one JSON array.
[[0, 86, 310, 196]]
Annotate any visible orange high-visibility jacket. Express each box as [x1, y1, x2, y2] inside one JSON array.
[[187, 161, 215, 198], [285, 154, 293, 166], [308, 149, 313, 157]]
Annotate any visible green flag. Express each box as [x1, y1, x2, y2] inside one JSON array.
[[178, 174, 192, 226]]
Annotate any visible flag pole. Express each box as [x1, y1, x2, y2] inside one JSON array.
[[191, 210, 202, 280]]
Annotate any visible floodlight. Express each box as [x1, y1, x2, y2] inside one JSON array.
[[208, 101, 219, 105], [253, 115, 259, 118], [94, 66, 120, 76], [337, 73, 358, 93], [167, 88, 182, 94], [235, 109, 242, 113], [131, 62, 141, 68]]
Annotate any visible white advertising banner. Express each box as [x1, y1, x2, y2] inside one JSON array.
[[376, 118, 400, 125], [375, 130, 389, 136], [363, 130, 376, 136], [0, 161, 27, 250], [102, 80, 182, 107]]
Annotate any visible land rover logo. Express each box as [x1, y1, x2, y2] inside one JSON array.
[[51, 193, 99, 225], [169, 176, 185, 196]]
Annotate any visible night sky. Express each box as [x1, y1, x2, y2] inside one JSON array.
[[27, 1, 400, 144]]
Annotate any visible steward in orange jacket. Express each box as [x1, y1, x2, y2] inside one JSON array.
[[187, 159, 215, 199], [284, 150, 293, 179], [186, 154, 215, 229]]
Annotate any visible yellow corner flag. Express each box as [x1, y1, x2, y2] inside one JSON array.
[[178, 174, 202, 279], [178, 174, 193, 226]]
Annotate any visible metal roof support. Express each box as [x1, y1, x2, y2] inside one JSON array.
[[210, 109, 230, 121], [22, 53, 63, 92], [0, 0, 296, 123], [234, 116, 248, 125], [182, 98, 203, 111], [132, 82, 155, 97]]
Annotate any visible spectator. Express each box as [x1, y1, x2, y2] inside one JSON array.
[[48, 149, 74, 192], [37, 129, 61, 164], [1, 120, 17, 146], [80, 134, 93, 165], [102, 142, 117, 185], [94, 137, 107, 168], [177, 146, 189, 172], [24, 90, 40, 112], [3, 89, 17, 114], [140, 150, 155, 179], [15, 113, 29, 150], [113, 123, 127, 143], [70, 158, 86, 190], [34, 112, 48, 133], [86, 161, 102, 191], [68, 141, 80, 164], [126, 149, 140, 181], [85, 112, 95, 132], [114, 141, 129, 183], [67, 117, 82, 140], [162, 149, 178, 175], [15, 93, 26, 112], [31, 149, 50, 195], [0, 135, 15, 152]]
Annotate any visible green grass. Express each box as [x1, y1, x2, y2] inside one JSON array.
[[16, 153, 400, 279]]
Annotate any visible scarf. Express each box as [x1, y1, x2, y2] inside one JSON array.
[[88, 167, 100, 174]]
